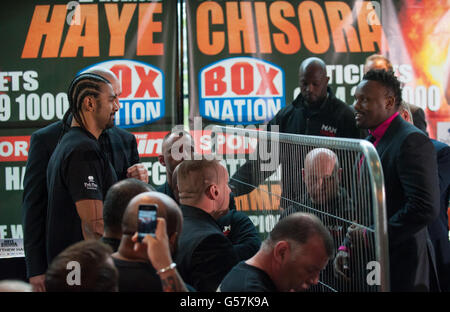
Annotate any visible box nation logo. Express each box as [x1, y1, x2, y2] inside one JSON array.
[[199, 57, 285, 125]]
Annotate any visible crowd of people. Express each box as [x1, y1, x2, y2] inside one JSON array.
[[3, 54, 447, 293]]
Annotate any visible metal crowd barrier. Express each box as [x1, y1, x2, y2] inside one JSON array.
[[212, 126, 390, 292]]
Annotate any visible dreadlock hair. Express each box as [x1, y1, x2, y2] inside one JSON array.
[[363, 69, 403, 108], [66, 73, 111, 130]]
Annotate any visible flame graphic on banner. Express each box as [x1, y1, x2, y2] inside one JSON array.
[[398, 0, 450, 138]]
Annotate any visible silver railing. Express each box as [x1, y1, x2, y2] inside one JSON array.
[[212, 126, 389, 292]]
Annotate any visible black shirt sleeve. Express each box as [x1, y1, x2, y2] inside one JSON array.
[[64, 146, 108, 203]]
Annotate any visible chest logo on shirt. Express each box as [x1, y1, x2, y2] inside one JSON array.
[[222, 225, 231, 237], [84, 176, 98, 191], [320, 124, 337, 137]]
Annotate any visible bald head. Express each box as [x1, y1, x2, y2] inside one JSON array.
[[178, 159, 223, 200], [267, 212, 333, 255], [299, 57, 327, 76], [298, 57, 329, 107], [84, 67, 122, 98], [160, 129, 195, 182], [304, 148, 339, 171], [303, 148, 340, 204], [364, 54, 393, 74], [122, 191, 182, 240], [263, 212, 333, 292]]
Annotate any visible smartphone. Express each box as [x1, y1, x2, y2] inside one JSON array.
[[137, 204, 158, 242]]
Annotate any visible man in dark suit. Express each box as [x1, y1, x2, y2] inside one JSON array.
[[353, 69, 439, 291], [363, 54, 428, 135], [175, 159, 239, 291], [22, 68, 148, 291]]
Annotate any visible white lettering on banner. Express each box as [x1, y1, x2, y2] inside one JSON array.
[[200, 57, 285, 124], [142, 159, 249, 188], [0, 94, 11, 121], [137, 138, 163, 156], [0, 141, 28, 158], [0, 93, 69, 122], [141, 161, 166, 186], [5, 166, 25, 191], [116, 100, 162, 127], [0, 238, 24, 258], [0, 71, 39, 92], [326, 64, 414, 85], [0, 226, 6, 239], [0, 225, 23, 239], [249, 214, 280, 234], [10, 225, 23, 239], [203, 98, 282, 123]]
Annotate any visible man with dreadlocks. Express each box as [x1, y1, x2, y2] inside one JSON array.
[[45, 72, 120, 264], [22, 68, 147, 291]]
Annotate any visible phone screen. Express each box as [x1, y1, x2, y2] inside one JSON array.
[[137, 204, 157, 242]]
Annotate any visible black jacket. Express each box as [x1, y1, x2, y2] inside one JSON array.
[[428, 139, 450, 291], [22, 117, 139, 278], [175, 205, 239, 291], [375, 116, 439, 291], [157, 182, 261, 261], [267, 87, 360, 138]]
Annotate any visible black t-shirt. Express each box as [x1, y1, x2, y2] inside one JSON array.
[[46, 127, 117, 263], [113, 257, 196, 292], [100, 237, 121, 253], [113, 258, 162, 292], [218, 261, 277, 292]]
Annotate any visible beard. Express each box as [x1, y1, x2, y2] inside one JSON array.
[[306, 94, 327, 109]]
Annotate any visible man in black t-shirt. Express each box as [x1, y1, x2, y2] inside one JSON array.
[[101, 178, 153, 252], [218, 213, 333, 292], [23, 67, 148, 291], [46, 72, 121, 264]]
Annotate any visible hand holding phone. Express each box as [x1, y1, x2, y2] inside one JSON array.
[[137, 204, 158, 242]]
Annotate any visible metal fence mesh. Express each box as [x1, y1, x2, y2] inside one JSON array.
[[213, 126, 389, 292]]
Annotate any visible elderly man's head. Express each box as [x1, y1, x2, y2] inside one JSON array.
[[303, 148, 341, 204]]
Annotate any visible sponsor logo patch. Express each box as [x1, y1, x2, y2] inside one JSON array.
[[199, 57, 285, 125]]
